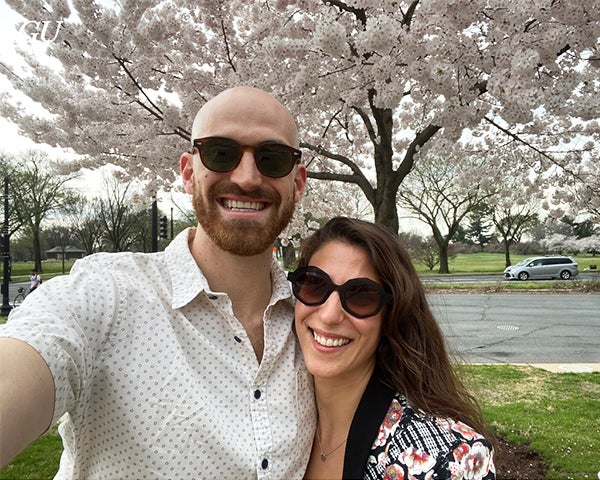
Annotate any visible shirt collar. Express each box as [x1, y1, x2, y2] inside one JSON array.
[[165, 227, 294, 309]]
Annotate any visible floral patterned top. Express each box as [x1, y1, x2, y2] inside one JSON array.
[[363, 393, 495, 480]]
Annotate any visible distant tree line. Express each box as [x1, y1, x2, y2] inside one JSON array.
[[1, 151, 194, 274], [2, 150, 598, 275]]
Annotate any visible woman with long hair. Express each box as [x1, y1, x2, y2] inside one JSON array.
[[289, 217, 495, 479]]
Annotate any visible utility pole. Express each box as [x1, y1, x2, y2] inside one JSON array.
[[151, 196, 158, 253], [1, 176, 11, 315]]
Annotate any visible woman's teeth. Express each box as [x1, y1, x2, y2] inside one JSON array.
[[313, 331, 350, 347]]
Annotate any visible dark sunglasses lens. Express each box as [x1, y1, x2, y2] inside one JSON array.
[[255, 145, 296, 178], [201, 139, 240, 172], [294, 271, 330, 305], [344, 283, 382, 317]]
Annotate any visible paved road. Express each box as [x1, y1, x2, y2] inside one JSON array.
[[3, 281, 29, 306], [421, 272, 598, 283], [4, 282, 599, 371], [429, 293, 600, 368]]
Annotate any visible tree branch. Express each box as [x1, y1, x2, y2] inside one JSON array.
[[301, 141, 367, 179], [483, 116, 580, 177], [220, 18, 237, 72], [113, 55, 163, 116], [398, 124, 442, 179], [401, 0, 420, 27], [321, 0, 366, 25]]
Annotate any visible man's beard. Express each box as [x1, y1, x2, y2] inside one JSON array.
[[192, 181, 296, 256]]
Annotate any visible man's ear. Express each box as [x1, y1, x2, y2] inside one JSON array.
[[180, 152, 195, 194], [294, 163, 307, 203]]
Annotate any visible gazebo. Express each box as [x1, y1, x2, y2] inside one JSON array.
[[45, 246, 86, 261]]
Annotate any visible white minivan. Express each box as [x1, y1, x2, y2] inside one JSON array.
[[503, 256, 579, 281]]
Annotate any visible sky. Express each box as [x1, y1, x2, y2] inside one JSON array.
[[0, 1, 40, 154], [0, 1, 190, 209], [0, 2, 82, 156]]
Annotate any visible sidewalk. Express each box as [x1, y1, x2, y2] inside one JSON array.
[[518, 363, 600, 373], [472, 362, 600, 373]]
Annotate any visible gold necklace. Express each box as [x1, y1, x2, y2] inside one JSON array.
[[316, 427, 348, 462]]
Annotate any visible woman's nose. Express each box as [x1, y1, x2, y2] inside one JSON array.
[[315, 291, 346, 324]]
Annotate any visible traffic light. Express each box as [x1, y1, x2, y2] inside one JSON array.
[[159, 215, 168, 239]]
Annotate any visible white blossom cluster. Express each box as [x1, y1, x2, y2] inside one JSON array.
[[0, 0, 598, 232]]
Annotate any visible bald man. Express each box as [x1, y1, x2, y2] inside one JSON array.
[[0, 87, 315, 479]]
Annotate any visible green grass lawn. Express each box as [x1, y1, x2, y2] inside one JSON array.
[[461, 364, 600, 479], [5, 253, 598, 281], [6, 260, 77, 283], [417, 252, 598, 274], [0, 426, 62, 480]]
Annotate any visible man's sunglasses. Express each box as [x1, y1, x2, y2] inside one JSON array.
[[287, 266, 392, 319], [192, 137, 302, 178]]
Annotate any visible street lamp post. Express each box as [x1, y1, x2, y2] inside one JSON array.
[[151, 196, 158, 253], [1, 176, 11, 316]]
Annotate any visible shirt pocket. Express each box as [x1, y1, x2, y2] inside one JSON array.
[[148, 371, 220, 452]]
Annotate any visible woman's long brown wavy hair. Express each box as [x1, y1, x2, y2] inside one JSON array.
[[296, 216, 492, 438]]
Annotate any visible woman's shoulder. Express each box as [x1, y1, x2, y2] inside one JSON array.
[[364, 392, 495, 480]]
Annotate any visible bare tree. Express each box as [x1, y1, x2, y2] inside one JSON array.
[[96, 177, 147, 252], [68, 197, 104, 255], [44, 225, 73, 274], [490, 203, 539, 267], [397, 155, 496, 273], [1, 151, 78, 272], [411, 236, 441, 272]]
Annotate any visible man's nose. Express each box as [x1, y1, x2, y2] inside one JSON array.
[[228, 149, 263, 189]]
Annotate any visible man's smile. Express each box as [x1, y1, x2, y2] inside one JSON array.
[[221, 198, 267, 211]]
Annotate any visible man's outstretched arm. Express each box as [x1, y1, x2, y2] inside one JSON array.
[[0, 338, 55, 468]]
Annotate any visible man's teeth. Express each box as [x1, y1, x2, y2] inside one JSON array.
[[223, 199, 265, 211], [313, 331, 350, 347]]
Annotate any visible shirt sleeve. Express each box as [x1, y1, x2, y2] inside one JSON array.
[[0, 257, 121, 426]]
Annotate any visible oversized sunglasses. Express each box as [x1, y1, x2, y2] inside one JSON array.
[[287, 266, 392, 319], [192, 136, 302, 178]]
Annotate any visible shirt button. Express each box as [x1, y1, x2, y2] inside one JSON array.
[[261, 458, 268, 470], [234, 336, 242, 343], [254, 389, 261, 399], [208, 294, 218, 300]]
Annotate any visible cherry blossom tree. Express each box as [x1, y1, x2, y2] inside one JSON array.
[[549, 156, 600, 223], [1, 0, 599, 233]]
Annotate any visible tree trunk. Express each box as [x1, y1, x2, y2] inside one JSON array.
[[32, 229, 42, 273], [504, 241, 512, 267], [438, 243, 450, 274], [373, 191, 399, 235]]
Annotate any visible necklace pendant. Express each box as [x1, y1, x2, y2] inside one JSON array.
[[320, 453, 327, 462]]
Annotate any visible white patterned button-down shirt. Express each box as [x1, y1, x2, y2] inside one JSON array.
[[2, 228, 316, 479]]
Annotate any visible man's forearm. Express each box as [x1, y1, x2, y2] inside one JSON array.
[[0, 338, 55, 468]]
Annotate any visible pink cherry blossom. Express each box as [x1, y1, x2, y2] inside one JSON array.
[[0, 0, 597, 233]]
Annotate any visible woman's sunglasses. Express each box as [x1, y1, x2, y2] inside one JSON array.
[[192, 136, 302, 178], [287, 266, 392, 319]]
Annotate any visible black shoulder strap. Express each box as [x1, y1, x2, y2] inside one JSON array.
[[342, 372, 395, 479]]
